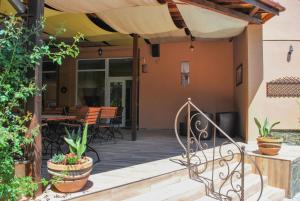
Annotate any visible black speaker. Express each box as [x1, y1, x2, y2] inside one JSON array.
[[151, 44, 160, 57]]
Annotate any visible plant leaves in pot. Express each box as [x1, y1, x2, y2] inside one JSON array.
[[47, 124, 93, 193], [254, 117, 283, 156]]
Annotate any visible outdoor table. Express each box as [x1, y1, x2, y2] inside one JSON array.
[[41, 115, 77, 121]]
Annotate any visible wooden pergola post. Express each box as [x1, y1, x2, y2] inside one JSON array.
[[131, 34, 139, 141], [28, 0, 44, 195]]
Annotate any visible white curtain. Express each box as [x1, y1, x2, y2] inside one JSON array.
[[45, 0, 160, 13], [177, 3, 248, 38]]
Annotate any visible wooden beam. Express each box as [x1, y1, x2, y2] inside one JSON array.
[[249, 6, 259, 17], [223, 3, 253, 9], [28, 0, 44, 196], [180, 0, 262, 24], [131, 34, 139, 141], [242, 0, 278, 15]]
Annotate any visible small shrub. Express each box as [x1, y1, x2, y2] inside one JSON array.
[[65, 153, 78, 165], [254, 117, 280, 137], [51, 154, 65, 164]]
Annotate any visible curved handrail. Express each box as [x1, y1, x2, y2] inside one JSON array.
[[174, 98, 263, 201]]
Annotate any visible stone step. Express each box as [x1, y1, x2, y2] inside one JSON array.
[[196, 174, 268, 201], [225, 174, 267, 201], [122, 163, 252, 201], [247, 186, 285, 201], [123, 179, 206, 201]]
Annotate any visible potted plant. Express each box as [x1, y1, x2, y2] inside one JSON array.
[[254, 117, 283, 155], [47, 124, 93, 193]]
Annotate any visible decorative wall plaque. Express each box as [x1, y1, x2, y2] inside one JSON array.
[[267, 77, 300, 97]]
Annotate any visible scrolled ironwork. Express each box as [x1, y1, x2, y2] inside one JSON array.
[[173, 98, 264, 201]]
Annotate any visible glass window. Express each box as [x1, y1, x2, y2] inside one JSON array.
[[42, 62, 58, 107], [109, 58, 132, 77], [43, 61, 58, 72], [77, 71, 105, 106], [78, 59, 105, 70]]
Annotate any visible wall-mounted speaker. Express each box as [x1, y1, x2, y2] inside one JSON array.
[[151, 44, 160, 57]]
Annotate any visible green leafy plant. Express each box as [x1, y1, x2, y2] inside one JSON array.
[[64, 124, 88, 159], [51, 154, 65, 164], [65, 153, 78, 165], [254, 117, 280, 138], [0, 16, 83, 200]]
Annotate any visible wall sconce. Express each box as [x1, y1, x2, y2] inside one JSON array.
[[141, 57, 148, 73], [190, 36, 195, 52], [98, 48, 103, 56], [287, 45, 293, 62], [181, 61, 190, 87]]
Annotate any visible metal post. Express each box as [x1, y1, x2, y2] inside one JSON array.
[[241, 145, 245, 201], [131, 34, 139, 141], [211, 121, 216, 192], [27, 0, 44, 196], [187, 98, 191, 177]]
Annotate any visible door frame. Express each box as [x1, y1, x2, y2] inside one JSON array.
[[106, 77, 132, 127]]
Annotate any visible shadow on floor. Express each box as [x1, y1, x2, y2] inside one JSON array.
[[42, 129, 242, 177]]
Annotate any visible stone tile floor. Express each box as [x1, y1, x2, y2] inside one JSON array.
[[42, 129, 241, 177]]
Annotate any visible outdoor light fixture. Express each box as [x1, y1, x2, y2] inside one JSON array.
[[8, 0, 26, 15], [98, 48, 103, 56], [190, 36, 195, 52], [181, 61, 190, 87], [287, 45, 293, 62], [141, 57, 148, 73]]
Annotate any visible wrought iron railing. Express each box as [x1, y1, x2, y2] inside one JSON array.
[[173, 98, 263, 201]]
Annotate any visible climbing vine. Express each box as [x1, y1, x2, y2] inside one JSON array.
[[0, 16, 83, 200]]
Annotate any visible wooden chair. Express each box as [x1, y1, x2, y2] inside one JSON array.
[[61, 107, 101, 162], [98, 107, 118, 141]]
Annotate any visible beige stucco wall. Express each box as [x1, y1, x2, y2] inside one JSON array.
[[233, 30, 248, 139], [247, 0, 300, 141], [139, 40, 235, 129], [57, 40, 235, 129]]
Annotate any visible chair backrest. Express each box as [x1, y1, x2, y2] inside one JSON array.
[[83, 107, 101, 125], [99, 107, 118, 120]]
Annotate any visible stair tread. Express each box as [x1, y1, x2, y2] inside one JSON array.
[[123, 179, 205, 201], [246, 186, 285, 201], [226, 173, 267, 200], [198, 174, 267, 201], [123, 163, 252, 201]]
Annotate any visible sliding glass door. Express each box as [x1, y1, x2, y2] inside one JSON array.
[[76, 58, 132, 127]]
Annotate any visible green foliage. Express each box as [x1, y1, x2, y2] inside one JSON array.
[[254, 117, 280, 137], [0, 16, 83, 200], [0, 176, 38, 201], [64, 124, 88, 159], [66, 155, 78, 165], [51, 154, 65, 164]]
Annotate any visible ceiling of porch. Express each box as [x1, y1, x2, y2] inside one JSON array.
[[0, 0, 284, 46]]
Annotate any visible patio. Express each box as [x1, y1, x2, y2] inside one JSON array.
[[42, 129, 241, 176], [1, 0, 294, 200]]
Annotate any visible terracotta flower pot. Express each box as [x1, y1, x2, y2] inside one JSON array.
[[47, 157, 93, 193], [257, 137, 283, 156], [14, 160, 32, 178]]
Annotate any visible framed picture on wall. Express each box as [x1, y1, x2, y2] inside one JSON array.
[[236, 64, 243, 86]]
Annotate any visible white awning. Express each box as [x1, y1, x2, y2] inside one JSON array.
[[43, 0, 250, 44], [96, 5, 179, 35], [176, 3, 248, 38], [45, 0, 160, 13]]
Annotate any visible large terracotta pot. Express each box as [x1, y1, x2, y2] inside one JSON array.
[[257, 137, 283, 156], [47, 157, 93, 193]]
